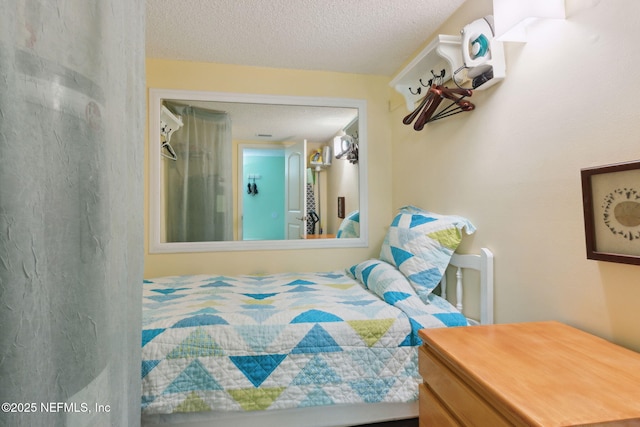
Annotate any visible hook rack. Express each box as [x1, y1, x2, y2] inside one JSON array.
[[391, 28, 505, 115], [390, 35, 464, 112], [247, 174, 261, 196], [390, 25, 506, 129]]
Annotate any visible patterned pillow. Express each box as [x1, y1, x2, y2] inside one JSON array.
[[347, 258, 467, 344], [347, 258, 399, 292], [379, 206, 475, 301], [336, 210, 359, 238]]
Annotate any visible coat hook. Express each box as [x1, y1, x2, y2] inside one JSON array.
[[247, 175, 260, 196], [430, 69, 447, 85]]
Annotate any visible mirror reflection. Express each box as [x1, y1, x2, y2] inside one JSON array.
[[150, 90, 365, 252]]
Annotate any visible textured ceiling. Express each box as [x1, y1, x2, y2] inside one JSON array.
[[146, 0, 466, 76]]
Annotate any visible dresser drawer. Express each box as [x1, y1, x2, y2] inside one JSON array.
[[419, 383, 460, 427], [419, 346, 511, 427]]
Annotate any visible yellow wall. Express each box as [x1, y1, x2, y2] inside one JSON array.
[[145, 60, 392, 277], [389, 0, 640, 351]]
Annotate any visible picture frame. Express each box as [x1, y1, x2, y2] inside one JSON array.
[[581, 160, 640, 265]]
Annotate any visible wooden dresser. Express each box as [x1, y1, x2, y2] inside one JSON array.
[[418, 321, 640, 426]]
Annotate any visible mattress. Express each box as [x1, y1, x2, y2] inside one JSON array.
[[141, 268, 466, 415]]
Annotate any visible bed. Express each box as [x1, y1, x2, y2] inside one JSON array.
[[141, 207, 494, 427]]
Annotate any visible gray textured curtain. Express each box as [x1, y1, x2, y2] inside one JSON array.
[[163, 103, 233, 242], [0, 1, 144, 426]]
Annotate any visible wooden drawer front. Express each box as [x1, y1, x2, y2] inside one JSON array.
[[419, 383, 460, 427], [419, 346, 512, 427]]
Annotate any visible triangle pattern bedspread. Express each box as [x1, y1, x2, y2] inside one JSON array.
[[142, 269, 466, 415]]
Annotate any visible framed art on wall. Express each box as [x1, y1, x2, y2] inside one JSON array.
[[581, 160, 640, 265]]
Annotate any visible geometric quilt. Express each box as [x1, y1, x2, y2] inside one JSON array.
[[141, 269, 465, 415]]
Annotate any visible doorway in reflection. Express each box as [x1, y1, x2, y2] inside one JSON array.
[[240, 146, 285, 241], [237, 140, 332, 241]]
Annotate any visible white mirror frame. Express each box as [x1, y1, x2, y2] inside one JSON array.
[[148, 88, 368, 253]]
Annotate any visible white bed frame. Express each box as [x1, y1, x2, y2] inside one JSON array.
[[141, 248, 494, 427], [445, 247, 494, 326]]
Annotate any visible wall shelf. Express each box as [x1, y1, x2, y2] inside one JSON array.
[[390, 35, 464, 112], [390, 33, 506, 112]]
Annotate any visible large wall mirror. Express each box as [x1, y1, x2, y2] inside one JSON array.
[[149, 88, 368, 252]]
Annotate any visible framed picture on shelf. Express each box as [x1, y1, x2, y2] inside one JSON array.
[[581, 160, 640, 265]]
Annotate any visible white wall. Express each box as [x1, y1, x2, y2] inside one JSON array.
[[390, 0, 640, 350]]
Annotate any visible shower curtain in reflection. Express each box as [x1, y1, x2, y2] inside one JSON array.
[[163, 103, 233, 242], [0, 1, 144, 426]]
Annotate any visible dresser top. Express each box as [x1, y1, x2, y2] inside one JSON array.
[[419, 321, 640, 426]]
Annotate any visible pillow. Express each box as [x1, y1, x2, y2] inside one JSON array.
[[336, 210, 359, 238], [379, 206, 475, 301], [347, 258, 404, 294], [347, 258, 467, 345]]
